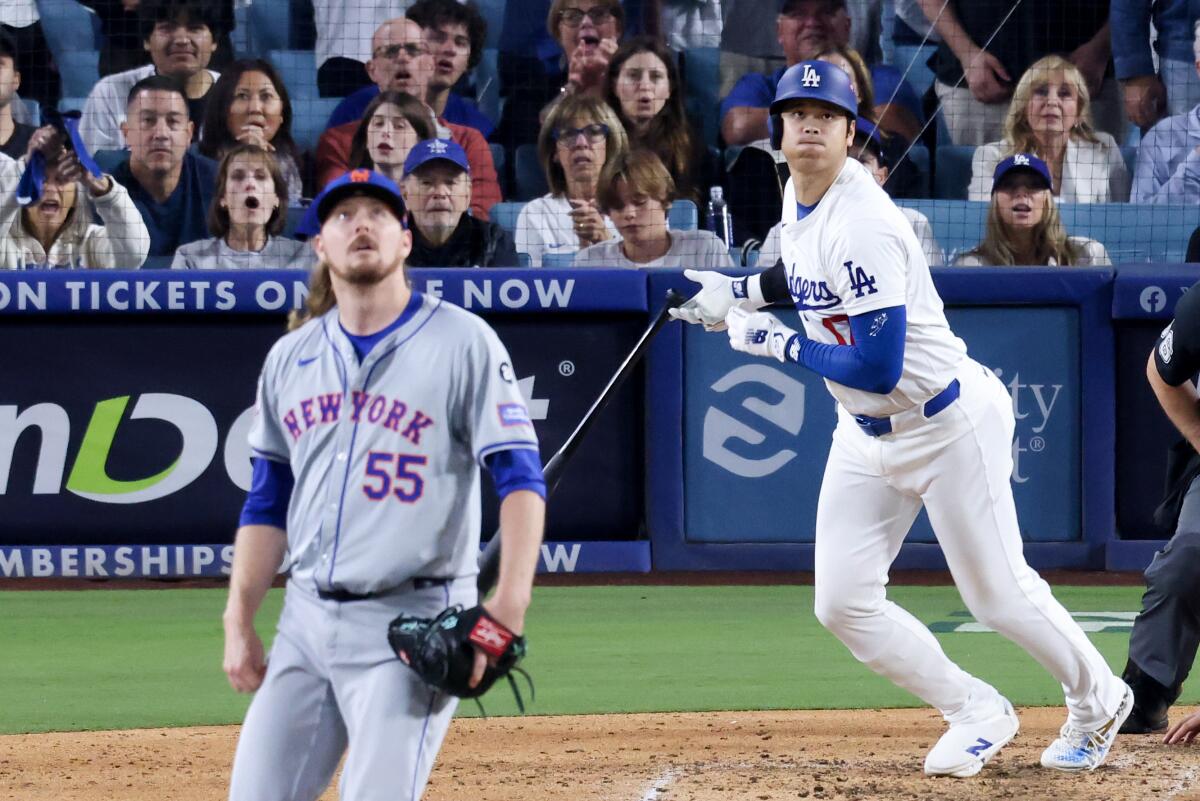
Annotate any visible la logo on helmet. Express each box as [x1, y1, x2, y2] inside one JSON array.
[[801, 64, 821, 88], [1013, 155, 1030, 166], [428, 140, 449, 154]]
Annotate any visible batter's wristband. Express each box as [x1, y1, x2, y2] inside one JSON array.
[[783, 333, 804, 365]]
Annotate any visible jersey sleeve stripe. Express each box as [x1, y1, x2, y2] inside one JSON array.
[[477, 440, 540, 464]]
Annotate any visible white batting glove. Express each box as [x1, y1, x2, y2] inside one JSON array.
[[669, 269, 762, 332], [725, 303, 798, 363]]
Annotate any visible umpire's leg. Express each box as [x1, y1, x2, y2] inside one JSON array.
[[1125, 478, 1200, 729]]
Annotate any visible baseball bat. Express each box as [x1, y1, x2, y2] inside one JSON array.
[[477, 289, 688, 594]]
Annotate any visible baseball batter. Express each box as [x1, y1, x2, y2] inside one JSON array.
[[222, 169, 546, 801], [672, 60, 1132, 777]]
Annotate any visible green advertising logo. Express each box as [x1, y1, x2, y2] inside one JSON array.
[[1, 394, 254, 504]]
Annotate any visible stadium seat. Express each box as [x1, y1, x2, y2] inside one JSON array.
[[247, 0, 291, 56], [543, 251, 576, 267], [290, 98, 342, 153], [516, 251, 532, 266], [897, 200, 1198, 264], [489, 142, 506, 186], [934, 145, 976, 200], [891, 44, 937, 97], [284, 205, 307, 238], [474, 0, 505, 49], [93, 149, 129, 174], [57, 50, 101, 101], [35, 0, 99, 59], [682, 46, 721, 149], [58, 97, 88, 113], [475, 48, 501, 125], [489, 201, 523, 236], [268, 50, 320, 99], [904, 143, 930, 198], [514, 143, 548, 201], [668, 199, 698, 231]]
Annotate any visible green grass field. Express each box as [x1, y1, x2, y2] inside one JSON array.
[[1, 584, 1192, 735]]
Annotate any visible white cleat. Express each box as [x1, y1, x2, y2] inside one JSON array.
[[1040, 683, 1135, 772], [924, 697, 1019, 778]]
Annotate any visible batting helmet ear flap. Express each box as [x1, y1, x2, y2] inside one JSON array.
[[770, 114, 783, 150]]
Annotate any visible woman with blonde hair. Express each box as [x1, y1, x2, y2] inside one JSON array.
[[968, 55, 1130, 203], [516, 93, 628, 265], [957, 154, 1110, 267]]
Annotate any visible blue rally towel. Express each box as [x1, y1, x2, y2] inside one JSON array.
[[16, 116, 104, 206], [15, 151, 45, 207]]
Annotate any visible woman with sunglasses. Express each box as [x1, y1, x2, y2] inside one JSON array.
[[516, 94, 628, 265]]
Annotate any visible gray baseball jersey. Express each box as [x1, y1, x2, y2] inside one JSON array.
[[248, 291, 538, 594]]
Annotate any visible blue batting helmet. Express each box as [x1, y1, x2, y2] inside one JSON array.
[[768, 60, 859, 149]]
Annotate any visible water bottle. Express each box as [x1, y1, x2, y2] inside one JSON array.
[[706, 186, 733, 245]]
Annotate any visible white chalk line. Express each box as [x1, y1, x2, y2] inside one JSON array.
[[637, 768, 679, 801]]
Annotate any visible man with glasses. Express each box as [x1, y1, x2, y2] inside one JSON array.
[[316, 17, 502, 219], [326, 0, 494, 138], [494, 0, 624, 151]]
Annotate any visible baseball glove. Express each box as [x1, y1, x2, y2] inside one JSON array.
[[388, 605, 532, 711]]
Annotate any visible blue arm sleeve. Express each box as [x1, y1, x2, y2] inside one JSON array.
[[787, 305, 906, 394], [238, 457, 294, 529], [485, 448, 547, 501]]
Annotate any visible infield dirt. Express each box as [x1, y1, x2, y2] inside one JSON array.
[[2, 707, 1196, 801]]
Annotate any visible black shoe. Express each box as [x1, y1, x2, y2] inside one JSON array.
[[1119, 701, 1168, 734], [1119, 658, 1177, 734]]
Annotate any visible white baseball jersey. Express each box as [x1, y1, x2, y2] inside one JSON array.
[[778, 160, 966, 417], [248, 292, 538, 594]]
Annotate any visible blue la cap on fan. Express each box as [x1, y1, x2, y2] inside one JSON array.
[[296, 169, 408, 236], [768, 59, 859, 149], [991, 153, 1052, 193], [403, 138, 470, 178]]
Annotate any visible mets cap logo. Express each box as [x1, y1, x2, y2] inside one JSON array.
[[349, 169, 371, 182]]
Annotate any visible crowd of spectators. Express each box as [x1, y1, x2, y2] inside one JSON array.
[[0, 0, 1197, 270]]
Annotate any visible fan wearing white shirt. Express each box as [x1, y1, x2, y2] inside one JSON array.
[[967, 55, 1129, 204], [516, 94, 627, 266], [575, 150, 732, 269]]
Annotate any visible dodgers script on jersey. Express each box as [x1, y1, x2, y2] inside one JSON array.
[[779, 159, 966, 417], [249, 292, 538, 594]]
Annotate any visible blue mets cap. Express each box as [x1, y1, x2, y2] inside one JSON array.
[[992, 153, 1052, 193], [403, 138, 470, 178], [296, 169, 408, 236]]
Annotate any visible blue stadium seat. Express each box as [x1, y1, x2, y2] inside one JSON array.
[[897, 200, 1198, 264], [489, 201, 523, 236], [682, 46, 722, 149], [516, 251, 532, 267], [36, 0, 99, 59], [475, 48, 502, 125], [474, 0, 505, 49], [668, 199, 697, 230], [489, 142, 506, 184], [904, 143, 930, 198], [284, 206, 307, 238], [1059, 204, 1197, 263], [58, 97, 88, 113], [543, 251, 576, 267], [268, 50, 320, 99], [934, 145, 976, 200], [290, 98, 342, 153], [57, 50, 101, 101], [514, 143, 548, 201], [891, 44, 937, 97], [247, 0, 291, 55], [93, 149, 130, 174]]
